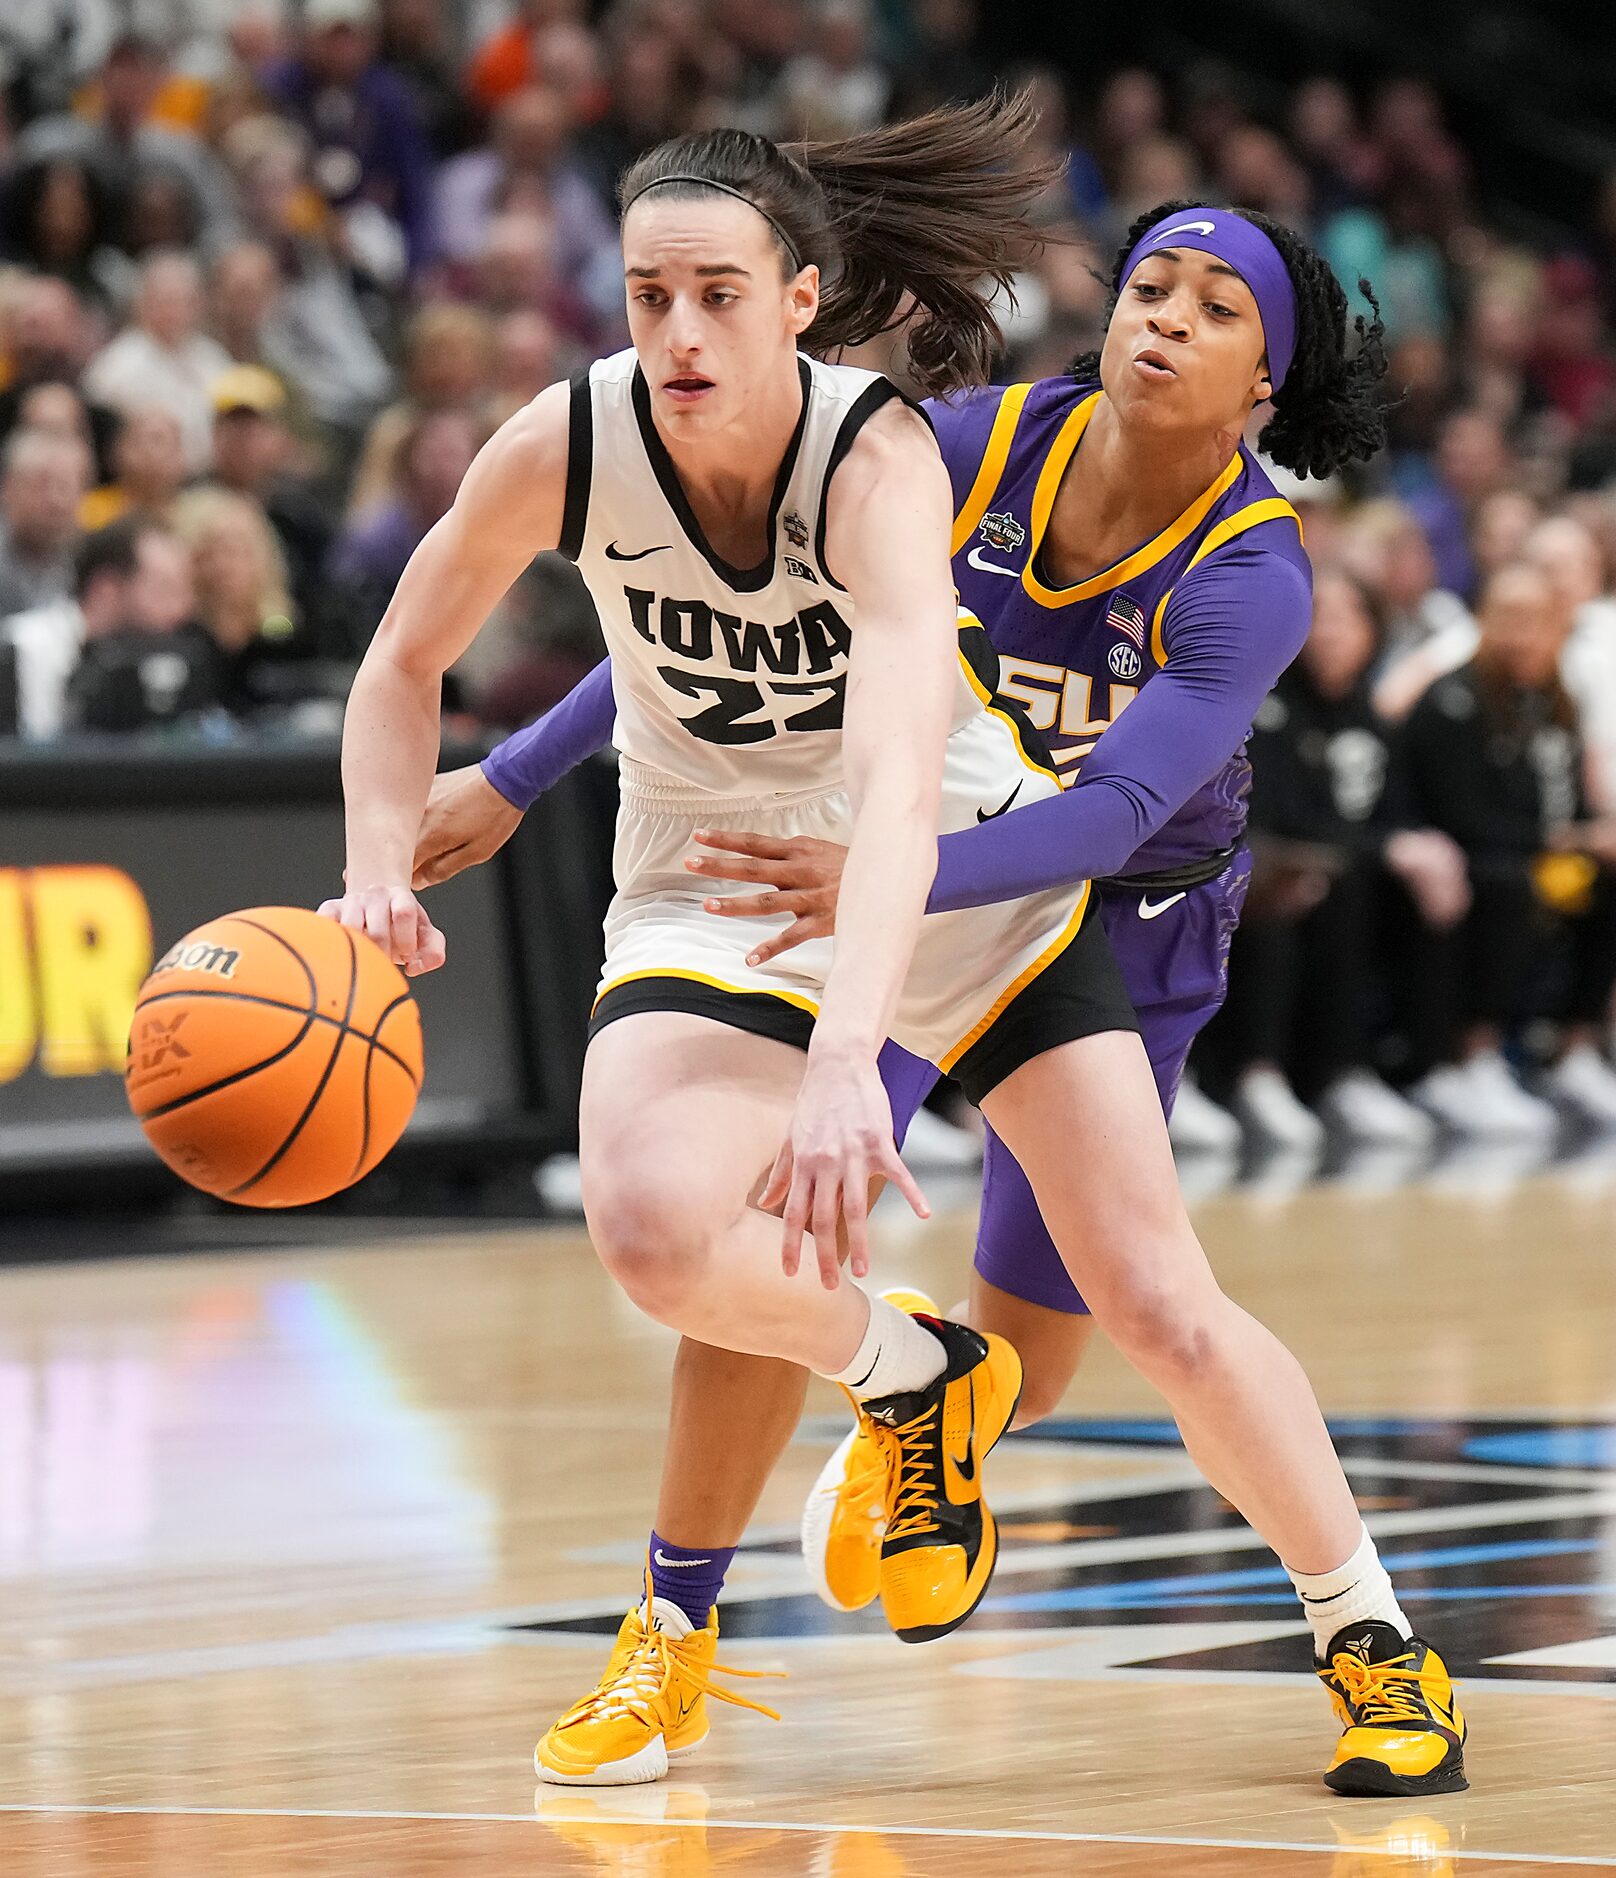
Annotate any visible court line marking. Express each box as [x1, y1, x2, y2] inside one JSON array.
[[0, 1804, 1611, 1865]]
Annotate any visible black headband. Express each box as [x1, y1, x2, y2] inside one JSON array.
[[623, 174, 804, 274]]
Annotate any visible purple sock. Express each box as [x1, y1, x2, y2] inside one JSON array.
[[647, 1532, 736, 1627]]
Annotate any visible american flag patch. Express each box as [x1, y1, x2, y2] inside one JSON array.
[[1107, 594, 1146, 649]]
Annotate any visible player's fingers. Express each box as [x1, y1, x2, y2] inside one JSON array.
[[879, 1142, 931, 1222], [746, 915, 828, 967], [692, 828, 792, 860], [812, 1167, 844, 1289], [408, 913, 447, 976], [780, 1166, 812, 1279], [759, 1141, 792, 1214], [840, 1167, 871, 1281], [316, 897, 343, 922]]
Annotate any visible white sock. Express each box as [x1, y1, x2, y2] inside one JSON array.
[[823, 1294, 946, 1400], [1287, 1523, 1411, 1658]]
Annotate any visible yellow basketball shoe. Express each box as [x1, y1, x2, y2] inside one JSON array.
[[1317, 1622, 1468, 1797], [866, 1316, 1022, 1643], [535, 1596, 781, 1786], [801, 1288, 940, 1612]]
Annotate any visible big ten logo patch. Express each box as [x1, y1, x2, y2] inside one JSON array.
[[0, 867, 153, 1083]]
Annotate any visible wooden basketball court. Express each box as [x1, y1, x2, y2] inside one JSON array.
[[3, 1157, 1615, 1874]]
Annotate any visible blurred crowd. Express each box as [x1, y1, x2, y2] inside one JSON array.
[[0, 1, 1613, 1137]]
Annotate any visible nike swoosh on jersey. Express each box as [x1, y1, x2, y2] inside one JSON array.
[[1138, 892, 1187, 920], [966, 546, 1018, 577], [605, 541, 671, 561], [653, 1549, 712, 1567], [976, 782, 1022, 823]]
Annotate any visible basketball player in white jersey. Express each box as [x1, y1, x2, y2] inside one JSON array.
[[325, 96, 1451, 1799]]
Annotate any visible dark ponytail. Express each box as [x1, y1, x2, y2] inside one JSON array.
[[1072, 199, 1391, 479], [619, 89, 1062, 397]]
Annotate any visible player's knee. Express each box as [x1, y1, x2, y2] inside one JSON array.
[[1095, 1273, 1217, 1384], [586, 1187, 713, 1324]]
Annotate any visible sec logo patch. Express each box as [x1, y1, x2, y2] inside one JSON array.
[[1108, 642, 1143, 680]]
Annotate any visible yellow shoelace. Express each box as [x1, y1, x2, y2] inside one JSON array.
[[883, 1403, 945, 1544], [1324, 1648, 1448, 1726], [561, 1625, 784, 1731]]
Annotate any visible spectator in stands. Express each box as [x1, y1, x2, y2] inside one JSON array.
[[0, 278, 101, 449], [570, 29, 689, 216], [327, 407, 481, 637], [173, 485, 308, 714], [0, 429, 93, 617], [379, 0, 482, 162], [81, 408, 189, 532], [81, 251, 232, 472], [430, 83, 619, 320], [205, 366, 336, 648], [1401, 562, 1616, 1134], [777, 0, 890, 140], [1287, 76, 1381, 220], [1345, 500, 1471, 694], [488, 308, 563, 426], [0, 158, 121, 310], [1523, 516, 1616, 813], [14, 383, 96, 457], [18, 32, 239, 256], [466, 0, 589, 114], [1220, 571, 1468, 1150], [222, 115, 394, 435], [346, 302, 494, 518], [1529, 255, 1616, 433], [263, 0, 435, 281], [1403, 408, 1516, 601], [64, 518, 227, 735], [892, 0, 992, 113]]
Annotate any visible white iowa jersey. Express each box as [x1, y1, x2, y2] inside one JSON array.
[[560, 347, 984, 797]]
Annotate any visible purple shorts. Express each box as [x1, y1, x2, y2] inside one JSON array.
[[880, 852, 1250, 1315]]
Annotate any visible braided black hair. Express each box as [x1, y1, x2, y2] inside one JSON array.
[[1072, 200, 1389, 479]]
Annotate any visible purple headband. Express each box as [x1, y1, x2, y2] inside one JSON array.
[[1120, 207, 1297, 393]]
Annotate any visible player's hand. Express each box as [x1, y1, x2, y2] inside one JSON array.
[[684, 830, 848, 966], [317, 884, 447, 977], [413, 764, 524, 888], [759, 1047, 928, 1286]]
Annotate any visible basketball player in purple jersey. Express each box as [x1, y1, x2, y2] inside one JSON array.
[[419, 203, 1467, 1798]]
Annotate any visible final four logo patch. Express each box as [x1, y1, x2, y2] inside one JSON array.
[[783, 510, 809, 549], [978, 510, 1026, 554]]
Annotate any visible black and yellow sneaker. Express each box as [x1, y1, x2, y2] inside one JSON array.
[[1318, 1622, 1468, 1797], [860, 1316, 1022, 1644]]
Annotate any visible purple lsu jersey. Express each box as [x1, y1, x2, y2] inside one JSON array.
[[927, 375, 1306, 876]]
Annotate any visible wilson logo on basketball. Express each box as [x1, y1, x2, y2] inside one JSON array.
[[153, 939, 242, 979]]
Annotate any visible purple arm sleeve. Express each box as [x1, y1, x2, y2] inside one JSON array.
[[927, 540, 1313, 913], [479, 658, 616, 809]]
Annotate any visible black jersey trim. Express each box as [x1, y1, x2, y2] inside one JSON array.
[[812, 377, 915, 593], [557, 371, 593, 562], [630, 357, 811, 594]]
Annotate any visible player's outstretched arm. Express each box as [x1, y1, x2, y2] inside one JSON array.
[[412, 658, 617, 888], [756, 403, 952, 1283], [324, 384, 571, 970]]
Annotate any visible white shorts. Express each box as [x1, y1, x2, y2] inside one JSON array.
[[593, 707, 1096, 1080]]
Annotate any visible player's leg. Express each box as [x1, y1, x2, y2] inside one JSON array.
[[982, 1028, 1466, 1797], [540, 1013, 1019, 1784]]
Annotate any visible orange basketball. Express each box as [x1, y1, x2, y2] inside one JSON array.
[[125, 905, 424, 1208]]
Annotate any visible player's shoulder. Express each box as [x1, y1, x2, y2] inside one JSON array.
[[833, 392, 944, 495], [1191, 449, 1311, 577]]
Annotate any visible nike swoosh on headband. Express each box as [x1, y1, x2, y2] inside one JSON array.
[[1150, 219, 1217, 243]]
